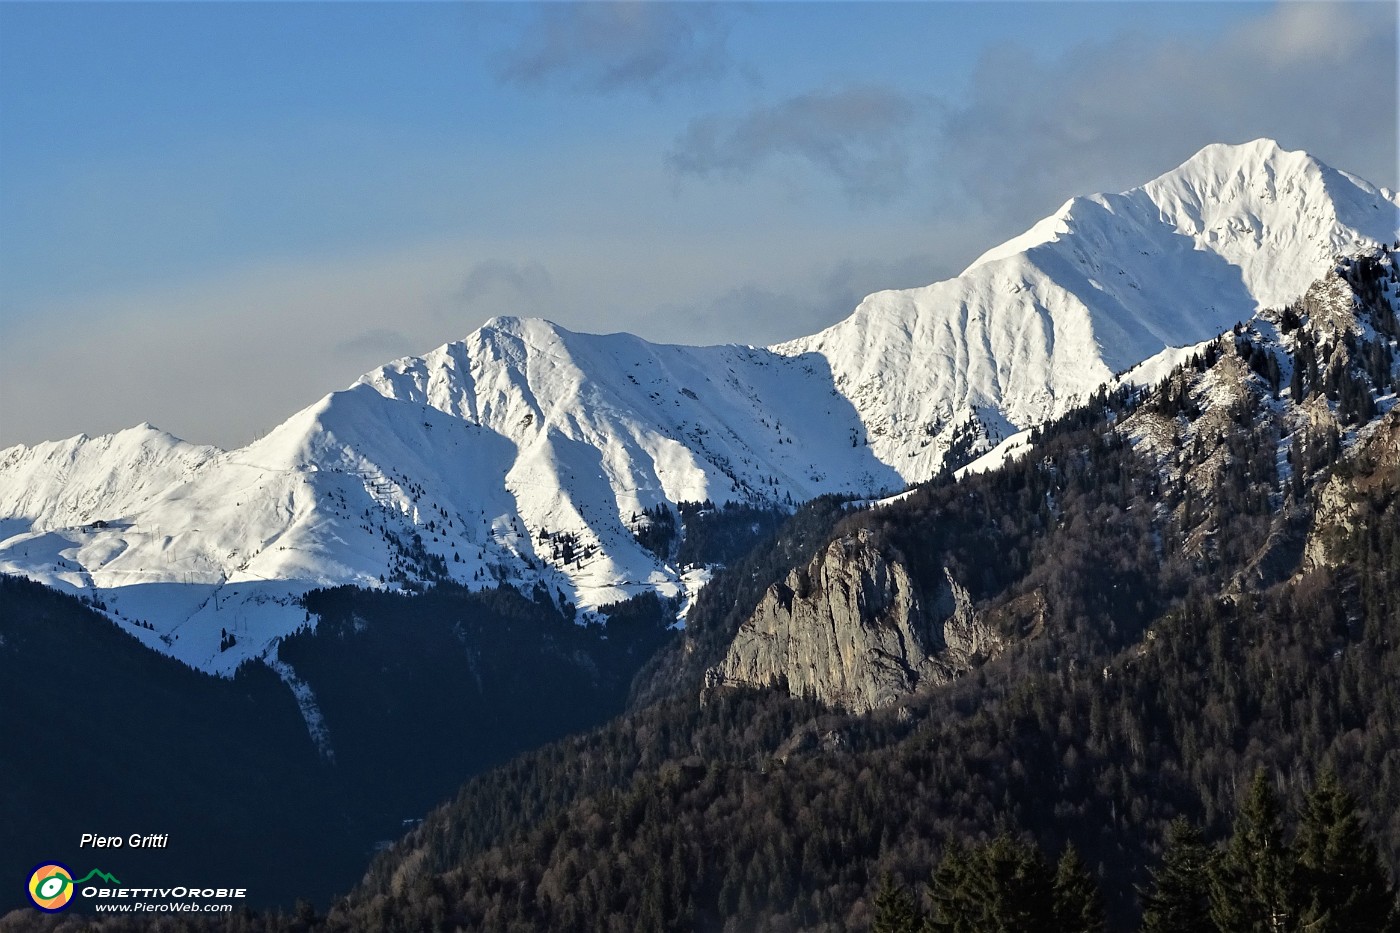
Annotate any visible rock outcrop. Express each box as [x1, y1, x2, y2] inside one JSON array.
[[704, 529, 1002, 713], [1304, 409, 1400, 572]]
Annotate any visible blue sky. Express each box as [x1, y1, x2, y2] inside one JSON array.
[[1, 1, 1395, 448]]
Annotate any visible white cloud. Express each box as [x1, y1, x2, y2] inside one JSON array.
[[667, 87, 941, 203], [665, 3, 1396, 224], [937, 1, 1397, 222], [496, 3, 736, 96]]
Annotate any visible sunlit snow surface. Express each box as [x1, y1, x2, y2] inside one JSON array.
[[3, 140, 1396, 673]]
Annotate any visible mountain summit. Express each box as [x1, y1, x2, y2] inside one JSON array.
[[2, 140, 1395, 672], [778, 139, 1398, 471]]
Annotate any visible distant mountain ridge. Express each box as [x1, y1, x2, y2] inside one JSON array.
[[1, 139, 1396, 674], [778, 140, 1399, 464]]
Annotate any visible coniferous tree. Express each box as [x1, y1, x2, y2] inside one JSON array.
[[1141, 817, 1215, 933], [926, 839, 973, 933], [872, 873, 920, 933], [1293, 771, 1394, 933], [1053, 844, 1106, 933], [1211, 770, 1294, 933], [926, 834, 1058, 933]]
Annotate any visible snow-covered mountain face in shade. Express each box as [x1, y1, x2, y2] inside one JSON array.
[[2, 139, 1396, 673]]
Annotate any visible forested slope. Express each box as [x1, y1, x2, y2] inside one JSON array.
[[6, 254, 1400, 933]]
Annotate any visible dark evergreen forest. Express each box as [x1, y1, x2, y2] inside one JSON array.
[[0, 580, 671, 917], [4, 252, 1399, 932]]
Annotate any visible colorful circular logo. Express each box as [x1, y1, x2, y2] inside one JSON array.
[[27, 863, 75, 912]]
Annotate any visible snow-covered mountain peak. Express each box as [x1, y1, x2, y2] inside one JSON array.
[[0, 423, 220, 533], [959, 140, 1320, 276], [3, 141, 1395, 674], [966, 140, 1396, 284], [778, 140, 1397, 457], [1137, 139, 1397, 306], [1160, 137, 1308, 187], [1142, 137, 1388, 216]]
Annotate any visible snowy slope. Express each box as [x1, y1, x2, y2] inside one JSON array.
[[2, 139, 1395, 673], [0, 332, 907, 672], [0, 423, 219, 532], [777, 139, 1399, 477]]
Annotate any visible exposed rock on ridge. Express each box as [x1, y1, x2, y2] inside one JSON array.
[[704, 530, 1002, 712], [1305, 409, 1400, 572]]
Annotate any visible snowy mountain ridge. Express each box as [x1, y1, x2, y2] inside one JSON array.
[[776, 140, 1399, 472], [2, 139, 1396, 673]]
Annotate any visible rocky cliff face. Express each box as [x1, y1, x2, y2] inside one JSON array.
[[1305, 409, 1400, 572], [704, 530, 1002, 713]]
